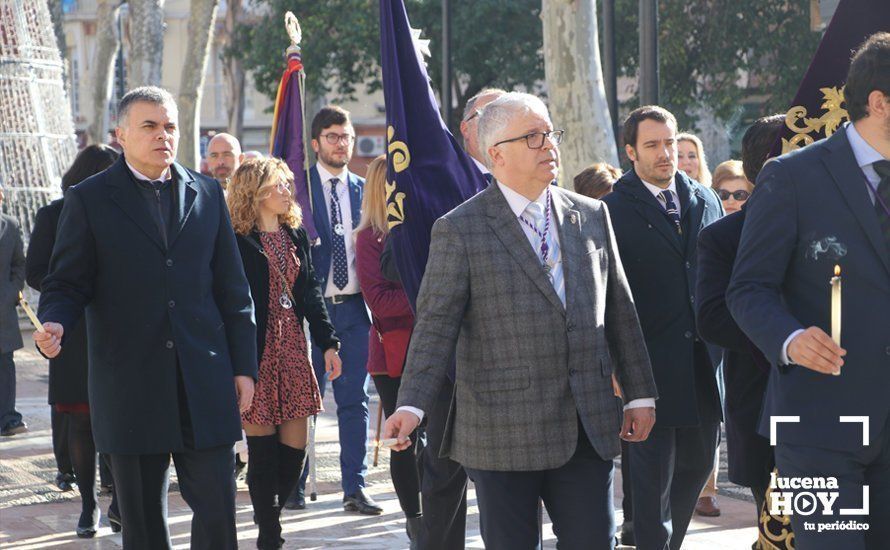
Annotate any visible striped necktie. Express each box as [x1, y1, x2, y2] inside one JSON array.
[[523, 200, 565, 307], [874, 160, 890, 249], [659, 190, 682, 234]]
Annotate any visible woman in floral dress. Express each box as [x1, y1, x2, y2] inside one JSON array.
[[228, 158, 342, 549]]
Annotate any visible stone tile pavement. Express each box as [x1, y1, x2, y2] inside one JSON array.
[[1, 332, 759, 548]]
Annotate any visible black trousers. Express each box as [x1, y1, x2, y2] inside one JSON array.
[[418, 378, 468, 549], [630, 345, 721, 550], [109, 443, 236, 550], [51, 407, 72, 476], [465, 425, 615, 550], [108, 367, 237, 549], [372, 374, 422, 517]]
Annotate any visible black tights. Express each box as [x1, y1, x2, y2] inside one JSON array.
[[373, 375, 422, 518], [66, 411, 97, 525]]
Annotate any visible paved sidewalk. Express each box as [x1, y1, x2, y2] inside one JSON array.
[[1, 332, 758, 549]]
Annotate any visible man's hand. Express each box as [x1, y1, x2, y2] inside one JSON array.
[[383, 410, 421, 451], [234, 375, 255, 413], [324, 348, 342, 381], [33, 322, 64, 358], [787, 326, 846, 375], [620, 406, 655, 442]]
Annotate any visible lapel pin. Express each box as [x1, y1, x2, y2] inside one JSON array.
[[570, 213, 577, 224]]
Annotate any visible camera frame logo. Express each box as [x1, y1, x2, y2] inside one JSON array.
[[769, 416, 870, 534]]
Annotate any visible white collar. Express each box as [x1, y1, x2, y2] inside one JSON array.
[[317, 163, 349, 187], [471, 156, 490, 176], [126, 159, 171, 182], [497, 181, 549, 218], [846, 122, 887, 171], [639, 174, 677, 199]]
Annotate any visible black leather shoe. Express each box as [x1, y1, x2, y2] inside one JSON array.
[[107, 507, 122, 533], [56, 472, 75, 492], [283, 487, 306, 510], [619, 520, 635, 546], [343, 488, 383, 515], [76, 509, 99, 538], [1, 420, 27, 437]]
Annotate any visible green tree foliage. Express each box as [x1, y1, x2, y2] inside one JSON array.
[[608, 0, 822, 129], [232, 0, 544, 128]]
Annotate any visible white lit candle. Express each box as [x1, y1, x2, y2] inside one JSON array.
[[830, 265, 841, 375], [18, 291, 45, 333]]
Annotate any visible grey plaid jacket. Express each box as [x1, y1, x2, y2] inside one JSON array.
[[396, 184, 657, 471]]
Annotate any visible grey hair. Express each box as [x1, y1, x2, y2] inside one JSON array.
[[117, 86, 177, 126], [461, 87, 508, 121], [477, 92, 551, 169]]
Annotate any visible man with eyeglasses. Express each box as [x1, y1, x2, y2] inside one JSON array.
[[459, 88, 506, 184], [602, 105, 724, 550], [205, 133, 244, 190], [283, 105, 381, 515], [384, 92, 657, 548]]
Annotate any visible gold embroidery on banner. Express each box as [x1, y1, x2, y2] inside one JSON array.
[[756, 468, 796, 550], [388, 126, 411, 173], [386, 126, 408, 230], [781, 86, 848, 154]]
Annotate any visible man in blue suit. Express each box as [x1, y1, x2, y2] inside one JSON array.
[[727, 34, 890, 549], [603, 106, 724, 550], [286, 106, 380, 515], [34, 87, 256, 549]]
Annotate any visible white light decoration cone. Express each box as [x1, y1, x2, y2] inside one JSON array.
[[0, 0, 78, 243]]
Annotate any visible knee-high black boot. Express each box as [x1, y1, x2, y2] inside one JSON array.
[[276, 442, 306, 545], [246, 435, 281, 550], [276, 442, 306, 515]]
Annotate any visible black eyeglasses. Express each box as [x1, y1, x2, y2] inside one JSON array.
[[319, 133, 355, 145], [493, 130, 565, 149], [463, 109, 481, 122], [716, 189, 751, 201]]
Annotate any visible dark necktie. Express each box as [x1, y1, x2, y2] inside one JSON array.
[[329, 178, 349, 290], [659, 189, 682, 234], [874, 160, 890, 248]]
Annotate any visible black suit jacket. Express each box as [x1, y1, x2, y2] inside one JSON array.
[[235, 226, 339, 362], [38, 157, 257, 454], [696, 208, 772, 486], [603, 169, 723, 427], [26, 199, 89, 405]]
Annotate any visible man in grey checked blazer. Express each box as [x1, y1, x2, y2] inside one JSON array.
[[385, 93, 658, 549]]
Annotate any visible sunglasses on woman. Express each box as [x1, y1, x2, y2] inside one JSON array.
[[716, 189, 750, 201]]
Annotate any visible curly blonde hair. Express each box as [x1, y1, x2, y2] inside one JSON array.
[[227, 157, 302, 235]]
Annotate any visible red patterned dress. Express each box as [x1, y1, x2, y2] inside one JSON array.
[[242, 227, 323, 426]]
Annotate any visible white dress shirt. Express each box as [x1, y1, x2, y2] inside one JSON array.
[[398, 182, 654, 422], [316, 163, 361, 297], [780, 122, 888, 364], [126, 160, 171, 183], [641, 178, 681, 216]]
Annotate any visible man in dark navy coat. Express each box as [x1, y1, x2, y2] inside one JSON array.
[[603, 106, 723, 550], [35, 87, 257, 550], [695, 114, 784, 526], [727, 34, 890, 549]]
